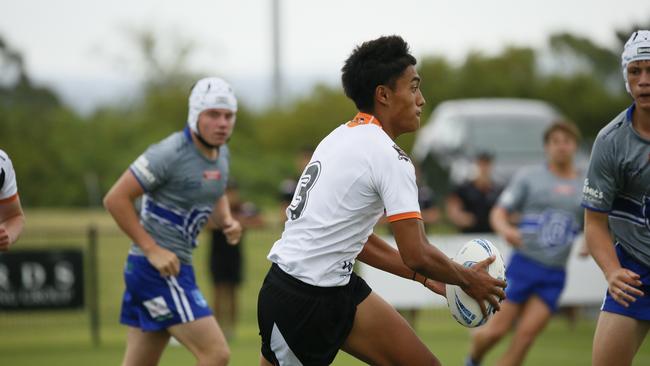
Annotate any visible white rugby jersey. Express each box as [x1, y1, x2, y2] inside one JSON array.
[[268, 113, 422, 286], [0, 149, 18, 202]]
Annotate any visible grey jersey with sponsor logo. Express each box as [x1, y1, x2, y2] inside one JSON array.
[[129, 127, 229, 264], [582, 105, 650, 267], [498, 164, 584, 268]]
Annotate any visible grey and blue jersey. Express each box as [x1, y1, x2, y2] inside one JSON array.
[[129, 127, 229, 264], [498, 164, 584, 268], [582, 105, 650, 267]]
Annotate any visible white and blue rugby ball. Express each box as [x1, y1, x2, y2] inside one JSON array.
[[446, 238, 505, 328]]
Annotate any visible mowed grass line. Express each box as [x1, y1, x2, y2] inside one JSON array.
[[0, 209, 648, 365]]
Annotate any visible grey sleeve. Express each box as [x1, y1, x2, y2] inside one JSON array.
[[582, 134, 618, 212], [129, 141, 173, 192], [497, 167, 528, 212]]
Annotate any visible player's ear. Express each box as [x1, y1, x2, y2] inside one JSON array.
[[375, 85, 390, 107]]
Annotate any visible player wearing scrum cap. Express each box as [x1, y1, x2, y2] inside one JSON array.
[[0, 149, 25, 251], [582, 30, 650, 366], [104, 77, 241, 366]]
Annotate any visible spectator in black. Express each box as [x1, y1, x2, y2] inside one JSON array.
[[445, 152, 502, 233], [208, 179, 264, 340]]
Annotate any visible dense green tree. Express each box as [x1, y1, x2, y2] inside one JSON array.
[[3, 23, 650, 207]]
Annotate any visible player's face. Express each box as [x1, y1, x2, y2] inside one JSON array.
[[197, 108, 235, 146], [627, 60, 650, 110], [387, 65, 425, 136], [545, 130, 577, 166]]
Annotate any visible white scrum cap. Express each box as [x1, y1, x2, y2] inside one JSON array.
[[622, 30, 650, 93], [187, 77, 238, 133]]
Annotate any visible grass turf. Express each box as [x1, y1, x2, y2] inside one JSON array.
[[0, 209, 648, 365]]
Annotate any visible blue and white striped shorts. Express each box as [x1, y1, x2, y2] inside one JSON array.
[[120, 254, 212, 331]]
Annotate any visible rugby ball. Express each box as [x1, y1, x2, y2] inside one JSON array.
[[446, 238, 505, 328]]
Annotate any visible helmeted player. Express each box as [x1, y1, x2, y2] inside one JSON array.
[[0, 149, 25, 251], [257, 35, 506, 366], [104, 77, 242, 366], [582, 30, 650, 366]]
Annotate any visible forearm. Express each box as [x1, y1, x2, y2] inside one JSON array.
[[1, 212, 24, 245], [358, 234, 428, 283], [104, 195, 158, 253], [585, 212, 619, 278], [410, 244, 470, 287], [393, 220, 470, 287], [211, 195, 233, 228], [490, 206, 512, 236]]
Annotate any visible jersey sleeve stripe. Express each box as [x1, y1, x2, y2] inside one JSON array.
[[580, 203, 610, 213], [387, 211, 422, 222], [0, 193, 18, 204], [129, 167, 149, 192]]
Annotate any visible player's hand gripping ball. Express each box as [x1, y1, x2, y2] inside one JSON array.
[[446, 239, 505, 328]]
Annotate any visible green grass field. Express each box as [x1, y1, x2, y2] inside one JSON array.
[[1, 209, 648, 365]]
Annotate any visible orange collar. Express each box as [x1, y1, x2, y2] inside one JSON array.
[[346, 112, 382, 128]]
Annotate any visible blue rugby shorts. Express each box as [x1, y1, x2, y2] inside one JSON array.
[[120, 254, 212, 331]]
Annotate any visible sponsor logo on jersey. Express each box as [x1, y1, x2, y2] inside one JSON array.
[[392, 144, 410, 162], [133, 155, 156, 184], [202, 170, 221, 180], [341, 261, 353, 272], [582, 179, 604, 201]]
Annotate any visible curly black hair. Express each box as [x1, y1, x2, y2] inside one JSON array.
[[341, 35, 416, 112]]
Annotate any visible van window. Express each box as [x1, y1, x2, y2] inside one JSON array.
[[465, 115, 549, 160], [432, 116, 466, 150]]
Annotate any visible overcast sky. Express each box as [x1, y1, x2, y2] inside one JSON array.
[[1, 0, 649, 112]]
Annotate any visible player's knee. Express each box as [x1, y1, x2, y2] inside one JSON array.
[[513, 328, 538, 349], [197, 346, 230, 366], [475, 324, 507, 343]]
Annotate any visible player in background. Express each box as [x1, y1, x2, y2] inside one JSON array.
[[104, 77, 241, 366], [208, 179, 264, 340], [257, 35, 506, 366], [466, 121, 584, 366], [582, 30, 650, 366], [0, 149, 25, 251]]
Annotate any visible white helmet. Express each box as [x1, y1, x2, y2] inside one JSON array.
[[187, 77, 237, 134], [622, 30, 650, 93]]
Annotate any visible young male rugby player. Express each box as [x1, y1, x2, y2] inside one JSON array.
[[466, 121, 584, 366], [104, 77, 241, 366], [582, 30, 650, 366], [257, 35, 506, 366]]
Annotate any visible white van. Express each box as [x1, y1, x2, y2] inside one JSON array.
[[412, 98, 561, 194]]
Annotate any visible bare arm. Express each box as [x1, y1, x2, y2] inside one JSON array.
[[357, 233, 445, 296], [585, 209, 643, 307], [445, 194, 475, 229], [103, 170, 180, 276], [210, 194, 242, 245], [490, 206, 522, 248], [390, 218, 506, 315], [0, 196, 25, 251]]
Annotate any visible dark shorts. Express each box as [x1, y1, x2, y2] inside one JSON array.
[[505, 252, 566, 312], [602, 244, 650, 321], [257, 263, 372, 365], [209, 230, 243, 285]]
